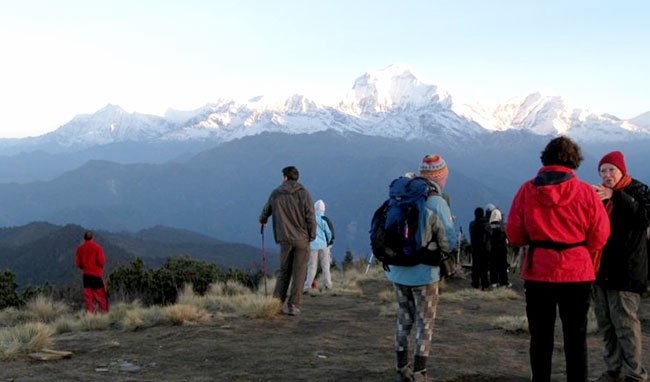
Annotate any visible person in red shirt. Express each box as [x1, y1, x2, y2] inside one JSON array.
[[75, 231, 109, 313], [507, 136, 610, 382]]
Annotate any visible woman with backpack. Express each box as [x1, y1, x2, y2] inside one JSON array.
[[385, 154, 457, 382]]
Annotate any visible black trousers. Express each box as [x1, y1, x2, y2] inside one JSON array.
[[524, 281, 592, 382], [489, 250, 509, 286], [471, 250, 490, 289]]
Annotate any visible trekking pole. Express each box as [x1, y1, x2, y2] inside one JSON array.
[[456, 227, 463, 265], [260, 225, 268, 296], [365, 251, 374, 274]]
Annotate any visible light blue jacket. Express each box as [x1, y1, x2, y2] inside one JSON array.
[[310, 212, 332, 250], [385, 193, 457, 286]]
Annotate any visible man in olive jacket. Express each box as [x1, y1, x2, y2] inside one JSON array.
[[260, 166, 316, 315], [593, 151, 650, 382]]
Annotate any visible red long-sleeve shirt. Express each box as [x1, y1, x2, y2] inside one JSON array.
[[75, 240, 106, 277]]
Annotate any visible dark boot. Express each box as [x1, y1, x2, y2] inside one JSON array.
[[395, 363, 413, 382]]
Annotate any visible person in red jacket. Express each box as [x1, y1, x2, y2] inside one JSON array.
[[506, 136, 610, 382], [75, 231, 109, 313]]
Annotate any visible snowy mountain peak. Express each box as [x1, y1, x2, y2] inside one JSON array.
[[5, 65, 649, 153], [283, 94, 320, 114], [339, 64, 452, 115], [94, 104, 129, 117], [631, 111, 650, 130], [494, 93, 572, 135]]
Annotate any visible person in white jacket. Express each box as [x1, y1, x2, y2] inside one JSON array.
[[303, 200, 333, 292]]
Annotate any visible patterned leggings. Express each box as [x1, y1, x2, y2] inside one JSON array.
[[394, 283, 439, 356]]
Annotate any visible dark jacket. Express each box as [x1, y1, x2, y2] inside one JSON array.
[[489, 222, 508, 259], [596, 178, 650, 293], [469, 217, 491, 255], [259, 180, 316, 244]]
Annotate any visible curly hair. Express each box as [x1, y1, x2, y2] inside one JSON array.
[[540, 136, 583, 169]]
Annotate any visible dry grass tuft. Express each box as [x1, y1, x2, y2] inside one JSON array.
[[177, 284, 206, 309], [206, 280, 251, 296], [0, 308, 39, 326], [163, 304, 210, 325], [49, 315, 80, 334], [492, 315, 529, 333], [0, 322, 53, 359], [256, 277, 277, 296], [377, 289, 395, 304], [108, 301, 136, 323], [440, 287, 522, 302], [237, 295, 281, 318], [119, 308, 146, 331], [25, 295, 70, 323], [76, 312, 112, 331]]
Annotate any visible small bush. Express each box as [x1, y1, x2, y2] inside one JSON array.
[[0, 271, 21, 309], [236, 295, 281, 319], [163, 304, 210, 325], [1, 322, 52, 359], [76, 312, 112, 331], [178, 284, 206, 309], [25, 295, 69, 323], [378, 289, 395, 304], [492, 315, 528, 333], [50, 316, 79, 334], [118, 308, 147, 331]]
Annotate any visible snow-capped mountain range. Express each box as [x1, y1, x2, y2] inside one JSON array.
[[3, 64, 649, 150]]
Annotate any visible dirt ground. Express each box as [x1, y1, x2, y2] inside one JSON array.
[[3, 273, 650, 382]]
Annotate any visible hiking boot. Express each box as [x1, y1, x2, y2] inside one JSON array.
[[395, 364, 413, 382], [282, 304, 300, 316], [413, 370, 428, 382], [593, 371, 623, 382]]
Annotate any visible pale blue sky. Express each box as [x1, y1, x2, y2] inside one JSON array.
[[1, 0, 648, 138]]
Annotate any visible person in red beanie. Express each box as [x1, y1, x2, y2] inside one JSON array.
[[507, 136, 610, 382], [75, 231, 109, 313], [592, 151, 650, 382]]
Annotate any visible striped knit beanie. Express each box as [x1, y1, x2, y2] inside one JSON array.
[[419, 154, 448, 188]]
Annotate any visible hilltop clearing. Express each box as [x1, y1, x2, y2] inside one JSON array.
[[3, 270, 650, 381]]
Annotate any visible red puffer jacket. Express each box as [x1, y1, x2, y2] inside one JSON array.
[[506, 166, 610, 282], [75, 240, 106, 277]]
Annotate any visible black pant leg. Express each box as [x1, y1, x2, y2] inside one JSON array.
[[525, 281, 558, 382], [558, 282, 592, 382]]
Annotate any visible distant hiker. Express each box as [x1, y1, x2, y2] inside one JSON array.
[[485, 203, 496, 217], [469, 207, 491, 290], [259, 166, 316, 316], [386, 154, 456, 382], [506, 136, 610, 382], [487, 207, 510, 288], [75, 231, 109, 314], [303, 199, 333, 292], [592, 151, 650, 382]]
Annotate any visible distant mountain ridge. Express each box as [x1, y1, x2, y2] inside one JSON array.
[[1, 64, 648, 156], [0, 222, 274, 287], [2, 130, 647, 262]]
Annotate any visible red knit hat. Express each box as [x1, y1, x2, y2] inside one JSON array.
[[598, 151, 627, 176]]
